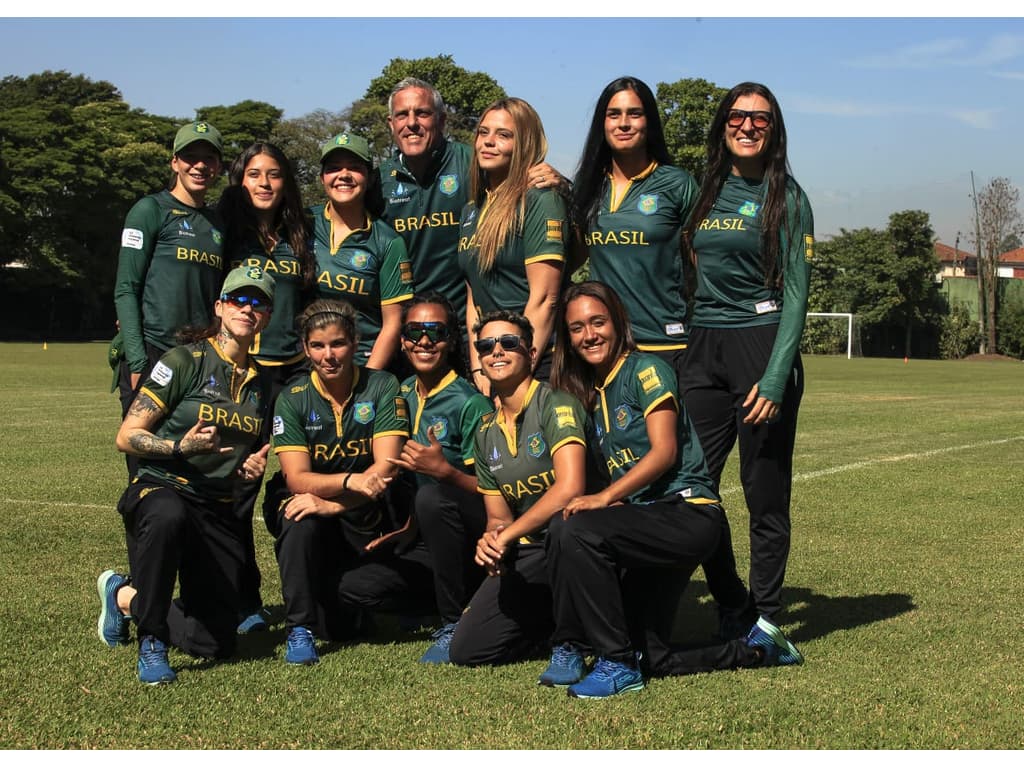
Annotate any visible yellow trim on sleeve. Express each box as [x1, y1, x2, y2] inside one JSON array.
[[478, 487, 503, 496], [138, 387, 168, 413], [523, 253, 565, 266], [550, 435, 586, 455], [381, 292, 415, 306], [642, 391, 678, 419], [273, 445, 311, 455]]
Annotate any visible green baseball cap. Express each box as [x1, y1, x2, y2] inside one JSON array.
[[174, 121, 224, 155], [320, 132, 372, 165], [221, 265, 276, 302]]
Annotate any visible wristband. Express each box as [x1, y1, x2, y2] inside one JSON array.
[[172, 440, 185, 460], [342, 473, 352, 491], [471, 368, 484, 375]]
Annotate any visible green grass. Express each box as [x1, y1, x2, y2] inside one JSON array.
[[1, 343, 1022, 749]]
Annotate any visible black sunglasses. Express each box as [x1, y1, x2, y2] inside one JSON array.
[[222, 294, 271, 312], [474, 334, 525, 355], [402, 321, 451, 344], [726, 109, 772, 129]]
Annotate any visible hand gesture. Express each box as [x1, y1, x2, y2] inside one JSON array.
[[181, 419, 232, 456], [346, 471, 391, 499], [238, 443, 270, 480], [387, 426, 449, 478]]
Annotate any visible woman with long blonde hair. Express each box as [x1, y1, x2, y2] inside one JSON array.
[[458, 97, 567, 387]]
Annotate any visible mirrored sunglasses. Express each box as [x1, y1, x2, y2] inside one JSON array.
[[402, 322, 451, 343], [474, 334, 525, 355]]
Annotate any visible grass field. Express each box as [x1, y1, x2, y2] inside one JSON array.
[[1, 342, 1022, 750]]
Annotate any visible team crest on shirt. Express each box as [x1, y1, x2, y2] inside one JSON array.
[[637, 194, 659, 215], [614, 405, 632, 430], [738, 201, 760, 218], [438, 175, 459, 197], [349, 251, 370, 270], [354, 401, 375, 424], [429, 417, 449, 440], [527, 432, 546, 458], [212, 229, 223, 245]]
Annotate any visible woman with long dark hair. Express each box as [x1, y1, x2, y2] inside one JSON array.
[[96, 265, 275, 684], [219, 141, 316, 633], [682, 82, 814, 637], [459, 98, 567, 386]]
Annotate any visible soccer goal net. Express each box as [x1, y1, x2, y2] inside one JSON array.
[[802, 312, 862, 358]]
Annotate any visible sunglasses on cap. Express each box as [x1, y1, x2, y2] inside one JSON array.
[[401, 321, 451, 344], [726, 109, 772, 130], [221, 294, 272, 312], [474, 334, 526, 355]]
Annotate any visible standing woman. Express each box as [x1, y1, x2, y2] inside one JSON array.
[[96, 265, 275, 685], [447, 310, 587, 667], [682, 82, 814, 632], [570, 77, 697, 383], [114, 121, 227, 474], [386, 292, 494, 663], [219, 141, 317, 632], [459, 98, 567, 386], [264, 299, 412, 666], [311, 133, 415, 373], [546, 281, 802, 700]]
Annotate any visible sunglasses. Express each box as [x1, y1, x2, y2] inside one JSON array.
[[474, 334, 526, 355], [401, 321, 451, 344], [726, 109, 772, 129], [222, 294, 272, 312]]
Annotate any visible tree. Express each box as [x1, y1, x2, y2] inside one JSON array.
[[270, 108, 352, 205], [887, 210, 939, 356], [352, 54, 506, 159], [196, 100, 284, 163], [656, 78, 727, 179], [971, 176, 1023, 353]]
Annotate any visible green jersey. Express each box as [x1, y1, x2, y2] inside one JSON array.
[[690, 174, 814, 402], [310, 205, 415, 360], [593, 352, 718, 504], [400, 369, 494, 489], [583, 163, 697, 351], [227, 234, 309, 366], [458, 187, 567, 317], [136, 338, 269, 502], [114, 189, 226, 372], [474, 380, 586, 541], [380, 140, 471, 319]]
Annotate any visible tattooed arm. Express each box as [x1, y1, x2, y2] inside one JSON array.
[[115, 391, 229, 459]]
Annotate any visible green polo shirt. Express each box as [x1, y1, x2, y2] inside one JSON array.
[[114, 189, 226, 372], [380, 140, 471, 320], [227, 234, 309, 366], [457, 187, 567, 317], [400, 369, 494, 489], [593, 352, 718, 504], [474, 380, 586, 541], [310, 205, 415, 360], [584, 162, 697, 351], [690, 174, 814, 402], [136, 338, 269, 502]]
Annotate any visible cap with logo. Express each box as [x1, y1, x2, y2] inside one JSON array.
[[174, 121, 224, 156], [221, 265, 276, 302], [320, 132, 372, 165]]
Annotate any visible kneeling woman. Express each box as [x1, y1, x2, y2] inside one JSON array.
[[547, 282, 803, 699], [97, 265, 275, 685], [447, 310, 587, 666], [265, 299, 414, 665]]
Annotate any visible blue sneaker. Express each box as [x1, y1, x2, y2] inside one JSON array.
[[96, 570, 130, 647], [137, 635, 176, 685], [745, 617, 804, 666], [538, 643, 585, 687], [567, 657, 644, 699], [419, 622, 457, 664], [237, 608, 270, 634], [285, 626, 319, 665]]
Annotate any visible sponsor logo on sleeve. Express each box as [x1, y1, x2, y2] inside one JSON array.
[[150, 361, 173, 386], [554, 405, 577, 429], [395, 398, 409, 422], [805, 234, 815, 261], [272, 415, 284, 436], [546, 219, 563, 243], [121, 228, 144, 249], [638, 366, 663, 395]]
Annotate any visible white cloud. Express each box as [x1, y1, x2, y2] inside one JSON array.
[[791, 96, 997, 130], [849, 34, 1024, 70], [948, 109, 998, 129]]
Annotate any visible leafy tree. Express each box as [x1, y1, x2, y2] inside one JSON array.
[[997, 291, 1024, 359], [196, 100, 284, 163], [656, 78, 727, 179], [271, 108, 352, 206], [353, 54, 506, 158], [887, 210, 940, 356], [971, 176, 1023, 353], [940, 302, 981, 360]]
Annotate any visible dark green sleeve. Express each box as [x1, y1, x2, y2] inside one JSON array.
[[759, 183, 814, 403], [474, 422, 498, 493], [522, 189, 567, 265], [459, 393, 494, 467], [114, 196, 162, 372], [542, 390, 588, 454], [377, 230, 415, 306], [371, 372, 411, 438], [137, 346, 197, 415]]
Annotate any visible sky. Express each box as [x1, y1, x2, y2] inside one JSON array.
[[2, 12, 1022, 250]]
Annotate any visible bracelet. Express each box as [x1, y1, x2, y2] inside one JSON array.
[[172, 440, 185, 460], [471, 368, 484, 375], [342, 473, 352, 491]]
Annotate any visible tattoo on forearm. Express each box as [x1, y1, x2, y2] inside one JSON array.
[[128, 432, 173, 456]]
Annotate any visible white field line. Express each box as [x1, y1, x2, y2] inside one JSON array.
[[720, 435, 1024, 496], [4, 436, 1023, 510]]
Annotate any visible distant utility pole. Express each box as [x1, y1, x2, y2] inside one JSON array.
[[970, 171, 986, 354]]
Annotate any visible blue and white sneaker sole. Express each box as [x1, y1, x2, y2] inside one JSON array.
[[568, 680, 645, 699], [96, 570, 128, 647], [757, 618, 804, 665]]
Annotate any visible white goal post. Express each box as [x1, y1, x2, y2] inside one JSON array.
[[805, 312, 857, 359]]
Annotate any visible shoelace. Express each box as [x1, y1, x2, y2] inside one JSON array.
[[430, 624, 457, 648], [551, 644, 580, 666], [139, 639, 168, 667], [288, 628, 314, 649]]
